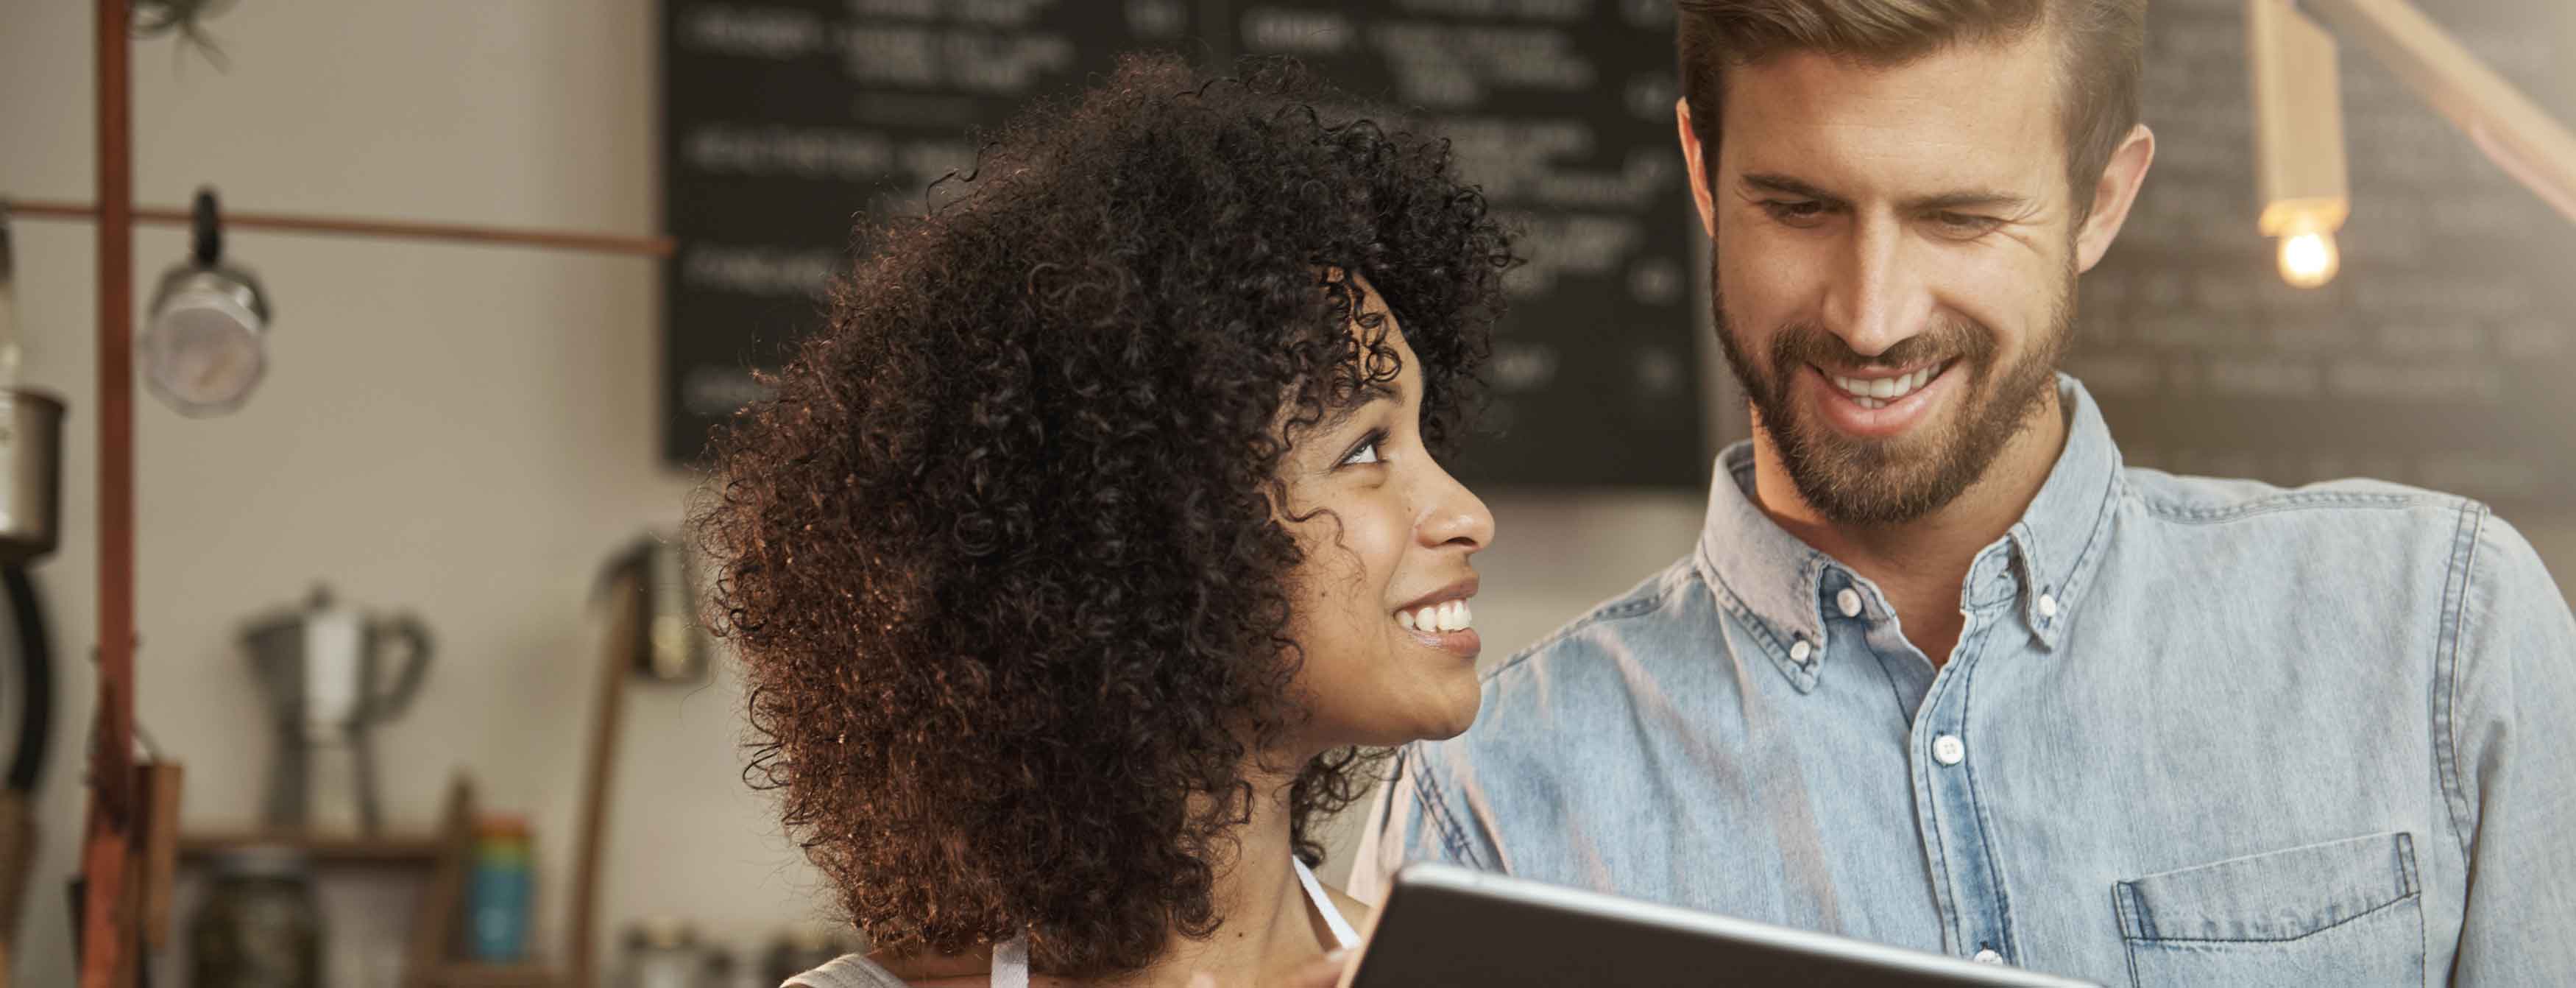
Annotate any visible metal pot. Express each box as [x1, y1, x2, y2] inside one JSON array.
[[0, 389, 63, 567]]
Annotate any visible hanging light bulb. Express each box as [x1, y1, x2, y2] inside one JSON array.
[[2277, 229, 2339, 287], [2247, 0, 2351, 289]]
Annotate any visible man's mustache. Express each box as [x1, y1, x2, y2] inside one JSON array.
[[1767, 316, 1997, 375]]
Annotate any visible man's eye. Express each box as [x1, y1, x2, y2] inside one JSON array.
[[1763, 200, 1830, 227], [1932, 211, 2003, 237]]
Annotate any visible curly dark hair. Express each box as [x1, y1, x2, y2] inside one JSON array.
[[690, 54, 1514, 978]]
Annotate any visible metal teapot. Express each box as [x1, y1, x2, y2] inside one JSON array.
[[241, 585, 433, 831]]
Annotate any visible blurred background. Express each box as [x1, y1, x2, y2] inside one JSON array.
[[0, 1, 2567, 986]]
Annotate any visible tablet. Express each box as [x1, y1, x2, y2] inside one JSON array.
[[1338, 863, 2103, 987]]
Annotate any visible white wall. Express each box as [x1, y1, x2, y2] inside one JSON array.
[[0, 4, 1715, 983], [4, 2, 2572, 987], [0, 2, 825, 984]]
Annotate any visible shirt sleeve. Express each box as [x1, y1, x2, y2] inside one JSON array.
[[2444, 512, 2576, 984]]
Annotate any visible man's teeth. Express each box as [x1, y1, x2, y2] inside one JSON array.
[[1832, 364, 1941, 409], [1395, 599, 1474, 633]]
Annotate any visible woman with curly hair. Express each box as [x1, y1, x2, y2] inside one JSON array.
[[692, 54, 1515, 987]]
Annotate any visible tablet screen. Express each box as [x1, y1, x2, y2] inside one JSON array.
[[1341, 864, 2102, 987]]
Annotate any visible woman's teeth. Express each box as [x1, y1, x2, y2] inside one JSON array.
[[1832, 364, 1942, 409], [1395, 599, 1474, 633]]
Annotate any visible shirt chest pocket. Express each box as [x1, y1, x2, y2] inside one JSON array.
[[2113, 832, 2423, 987]]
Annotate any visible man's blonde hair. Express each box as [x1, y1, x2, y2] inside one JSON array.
[[1676, 0, 2145, 220]]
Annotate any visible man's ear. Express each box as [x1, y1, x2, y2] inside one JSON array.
[[1677, 98, 1719, 240], [2073, 124, 2156, 273]]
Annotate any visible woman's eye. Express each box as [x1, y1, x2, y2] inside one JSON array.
[[1341, 437, 1383, 467]]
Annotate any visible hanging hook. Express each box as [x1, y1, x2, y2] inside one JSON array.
[[189, 186, 221, 267]]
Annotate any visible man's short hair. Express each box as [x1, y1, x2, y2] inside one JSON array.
[[1676, 0, 2145, 221]]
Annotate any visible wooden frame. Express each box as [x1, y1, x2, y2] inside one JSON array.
[[177, 775, 557, 988], [2298, 0, 2576, 222]]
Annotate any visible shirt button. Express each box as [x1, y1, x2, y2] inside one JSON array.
[[1788, 638, 1812, 662], [1931, 734, 1965, 766], [1973, 949, 2004, 964], [1836, 588, 1862, 618], [2037, 593, 2059, 619]]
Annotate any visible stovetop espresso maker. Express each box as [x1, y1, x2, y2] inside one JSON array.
[[241, 585, 434, 832]]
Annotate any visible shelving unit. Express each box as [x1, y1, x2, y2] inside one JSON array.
[[166, 582, 648, 988], [176, 775, 557, 988]]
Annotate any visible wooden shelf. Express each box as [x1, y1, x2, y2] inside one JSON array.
[[424, 962, 558, 987], [174, 780, 562, 988], [177, 831, 447, 864]]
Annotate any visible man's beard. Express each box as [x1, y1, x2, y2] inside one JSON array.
[[1712, 276, 2072, 526]]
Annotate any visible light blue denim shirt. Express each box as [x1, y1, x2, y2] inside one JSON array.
[[1358, 375, 2576, 986]]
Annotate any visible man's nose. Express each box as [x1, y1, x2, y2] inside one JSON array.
[[1819, 216, 1935, 359]]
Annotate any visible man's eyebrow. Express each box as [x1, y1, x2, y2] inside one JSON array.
[[1903, 189, 2031, 214], [1741, 172, 2029, 214], [1741, 172, 1844, 205]]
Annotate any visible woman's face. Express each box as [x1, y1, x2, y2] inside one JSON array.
[[1275, 290, 1496, 752]]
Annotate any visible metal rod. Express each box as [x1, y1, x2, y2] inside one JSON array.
[[7, 199, 673, 258], [2299, 0, 2576, 223], [77, 0, 136, 978]]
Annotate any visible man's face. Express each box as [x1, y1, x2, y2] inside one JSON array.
[[1691, 32, 2082, 524]]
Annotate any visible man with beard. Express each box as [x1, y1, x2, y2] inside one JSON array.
[[1354, 0, 2575, 983]]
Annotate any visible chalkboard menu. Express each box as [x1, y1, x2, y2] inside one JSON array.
[[2067, 0, 2576, 515], [662, 0, 1708, 488]]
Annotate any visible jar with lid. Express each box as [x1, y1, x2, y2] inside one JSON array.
[[704, 948, 765, 988], [762, 925, 855, 984], [621, 917, 705, 988], [465, 814, 533, 961], [191, 846, 322, 988]]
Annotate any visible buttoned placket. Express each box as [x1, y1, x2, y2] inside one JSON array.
[[1903, 541, 2023, 966], [1689, 378, 2120, 971]]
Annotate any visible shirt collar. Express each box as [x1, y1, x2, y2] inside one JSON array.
[[1692, 374, 2123, 691]]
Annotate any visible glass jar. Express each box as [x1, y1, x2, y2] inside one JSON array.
[[762, 925, 852, 984], [191, 846, 322, 988], [704, 948, 764, 988], [622, 917, 704, 988], [465, 814, 533, 961]]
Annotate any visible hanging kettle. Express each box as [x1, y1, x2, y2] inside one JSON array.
[[0, 208, 65, 567], [595, 532, 710, 684], [142, 188, 272, 417]]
